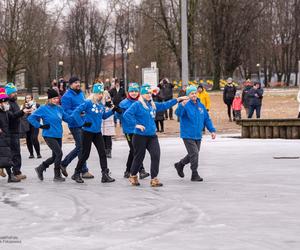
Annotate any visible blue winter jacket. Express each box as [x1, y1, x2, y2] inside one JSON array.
[[72, 99, 113, 133], [61, 89, 86, 128], [28, 104, 71, 138], [119, 98, 137, 134], [123, 99, 177, 136], [176, 99, 216, 140]]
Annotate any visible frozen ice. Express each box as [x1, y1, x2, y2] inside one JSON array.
[[1, 135, 300, 250]]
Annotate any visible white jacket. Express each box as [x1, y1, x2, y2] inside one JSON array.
[[102, 108, 116, 136]]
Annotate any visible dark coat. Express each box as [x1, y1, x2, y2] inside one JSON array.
[[159, 82, 174, 100], [0, 109, 12, 168], [223, 84, 236, 105], [7, 98, 24, 134], [109, 87, 126, 106], [242, 85, 252, 108], [152, 94, 164, 121], [248, 88, 264, 106]]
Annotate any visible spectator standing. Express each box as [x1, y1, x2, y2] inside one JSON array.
[[109, 79, 126, 125], [159, 78, 175, 120], [223, 77, 236, 122], [248, 82, 264, 119], [242, 79, 253, 116]]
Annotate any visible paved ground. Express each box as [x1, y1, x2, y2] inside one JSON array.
[[1, 136, 300, 250]]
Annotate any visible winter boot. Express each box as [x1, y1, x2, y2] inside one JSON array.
[[53, 168, 65, 182], [29, 155, 34, 159], [6, 167, 20, 183], [129, 175, 140, 186], [150, 178, 163, 187], [82, 172, 94, 179], [174, 162, 185, 178], [191, 171, 203, 182], [139, 168, 150, 179], [124, 171, 130, 178], [71, 173, 84, 183], [101, 169, 115, 183], [60, 165, 68, 177], [35, 164, 47, 181], [0, 168, 7, 178], [14, 170, 27, 180]]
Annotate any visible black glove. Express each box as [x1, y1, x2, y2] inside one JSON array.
[[105, 101, 113, 108], [40, 124, 50, 129], [83, 122, 92, 127], [112, 106, 122, 114]]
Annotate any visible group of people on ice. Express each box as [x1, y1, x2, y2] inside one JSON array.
[[0, 78, 216, 187]]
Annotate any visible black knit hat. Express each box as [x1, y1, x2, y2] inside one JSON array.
[[69, 76, 80, 85], [47, 88, 59, 99]]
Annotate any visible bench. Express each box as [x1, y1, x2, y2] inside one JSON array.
[[236, 119, 300, 139]]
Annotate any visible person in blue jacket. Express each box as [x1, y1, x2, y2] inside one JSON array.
[[119, 83, 150, 179], [71, 83, 117, 184], [28, 89, 71, 182], [60, 76, 94, 179], [174, 85, 216, 181], [123, 83, 188, 187]]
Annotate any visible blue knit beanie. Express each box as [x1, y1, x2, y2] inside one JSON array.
[[5, 82, 17, 96], [128, 82, 140, 92], [92, 83, 104, 94], [140, 83, 151, 95], [186, 85, 197, 96]]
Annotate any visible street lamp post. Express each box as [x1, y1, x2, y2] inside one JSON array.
[[55, 61, 64, 81], [124, 47, 134, 91], [256, 63, 261, 83], [181, 0, 189, 86]]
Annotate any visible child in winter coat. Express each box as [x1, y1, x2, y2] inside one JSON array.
[[101, 91, 116, 158], [232, 92, 243, 121]]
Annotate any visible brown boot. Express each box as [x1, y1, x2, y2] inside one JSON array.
[[150, 178, 163, 187], [82, 172, 94, 179], [0, 168, 7, 178], [129, 175, 140, 186], [15, 174, 27, 180]]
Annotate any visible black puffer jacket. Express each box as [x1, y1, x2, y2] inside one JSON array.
[[0, 109, 12, 168], [7, 98, 24, 134], [223, 84, 236, 105]]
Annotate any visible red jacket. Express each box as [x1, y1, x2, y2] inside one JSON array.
[[232, 97, 242, 111]]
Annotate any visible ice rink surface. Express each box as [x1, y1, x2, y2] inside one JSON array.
[[1, 135, 300, 250]]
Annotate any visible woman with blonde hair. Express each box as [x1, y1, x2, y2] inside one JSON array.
[[123, 83, 188, 187], [71, 83, 117, 184]]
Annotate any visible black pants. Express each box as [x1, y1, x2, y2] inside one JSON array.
[[43, 137, 62, 169], [248, 105, 261, 118], [226, 103, 234, 120], [26, 124, 40, 156], [164, 98, 173, 119], [155, 120, 164, 132], [10, 134, 22, 175], [103, 135, 112, 150], [233, 110, 241, 120], [178, 139, 201, 172], [298, 112, 300, 118], [131, 134, 160, 179], [125, 134, 145, 173], [75, 131, 107, 174]]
